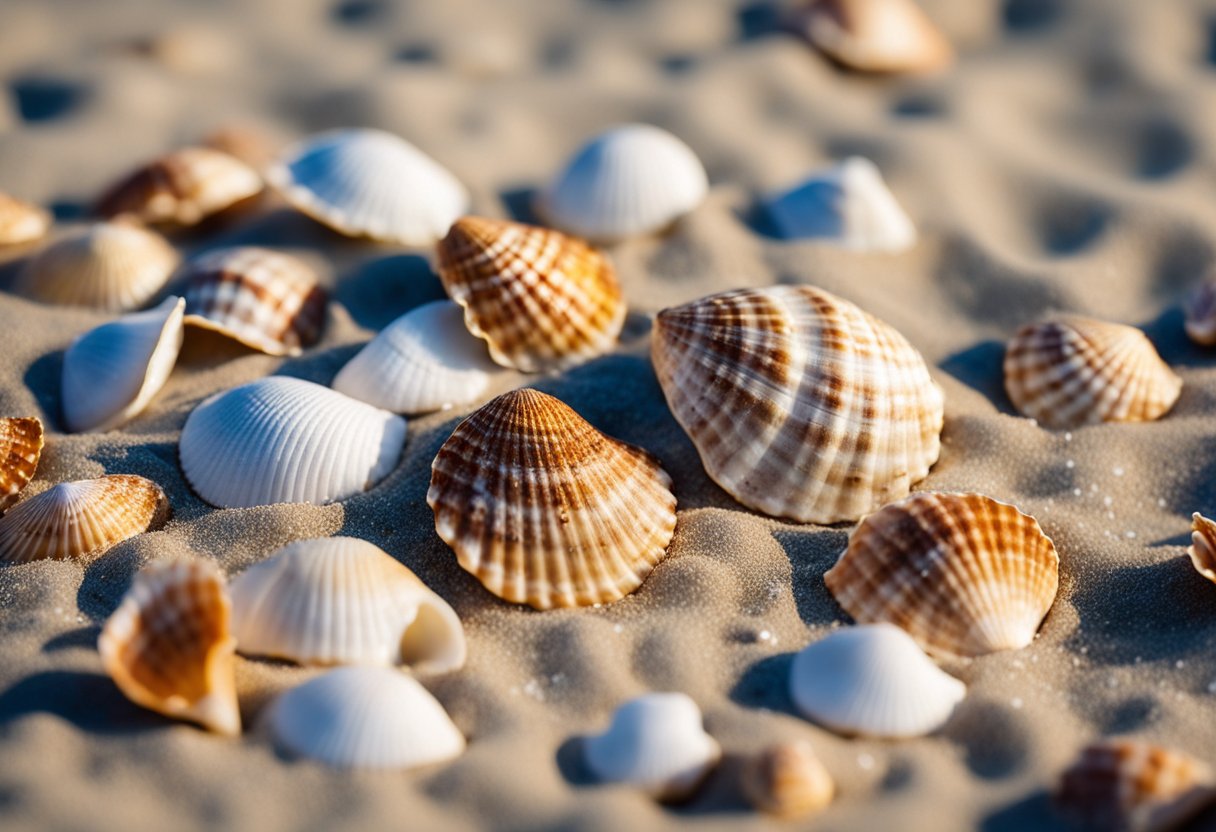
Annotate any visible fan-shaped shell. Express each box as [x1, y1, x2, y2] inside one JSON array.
[[95, 147, 262, 227], [1184, 277, 1216, 347], [179, 376, 406, 508], [794, 0, 954, 74], [742, 741, 835, 820], [230, 537, 466, 673], [428, 388, 677, 609], [436, 216, 626, 372], [1188, 513, 1216, 584], [0, 417, 43, 513], [652, 285, 943, 524], [0, 193, 51, 245], [266, 128, 469, 246], [1004, 317, 1182, 429], [99, 559, 240, 736]]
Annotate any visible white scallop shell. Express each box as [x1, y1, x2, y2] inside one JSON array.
[[266, 666, 465, 770], [332, 300, 498, 415], [62, 297, 185, 432], [179, 377, 406, 508]]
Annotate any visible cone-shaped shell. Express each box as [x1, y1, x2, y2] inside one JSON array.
[[652, 285, 943, 524], [436, 216, 626, 372], [98, 559, 240, 736], [1184, 277, 1216, 347], [795, 0, 954, 74], [95, 147, 262, 227], [742, 741, 835, 820], [0, 193, 51, 245], [0, 417, 43, 513], [180, 377, 405, 508], [1004, 317, 1182, 429], [1188, 513, 1216, 584], [428, 388, 677, 609], [0, 475, 169, 564], [230, 537, 466, 673]]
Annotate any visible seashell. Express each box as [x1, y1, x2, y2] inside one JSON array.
[[428, 388, 677, 609], [824, 492, 1060, 659], [15, 221, 179, 312], [230, 536, 465, 672], [0, 417, 43, 513], [98, 559, 240, 736], [763, 156, 917, 252], [179, 247, 327, 357], [1184, 276, 1216, 347], [788, 623, 965, 738], [95, 147, 263, 227], [0, 192, 51, 246], [583, 692, 721, 802], [267, 666, 465, 770], [742, 741, 835, 820], [332, 299, 498, 414], [1188, 513, 1216, 584], [62, 297, 185, 432], [0, 474, 169, 564], [201, 124, 280, 170], [266, 128, 469, 246], [179, 376, 406, 508], [537, 124, 708, 243], [652, 285, 943, 524], [794, 0, 954, 75], [1055, 740, 1216, 832], [1004, 317, 1182, 429], [436, 216, 625, 372]]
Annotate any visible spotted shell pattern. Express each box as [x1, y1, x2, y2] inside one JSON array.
[[96, 147, 262, 227], [0, 417, 43, 513]]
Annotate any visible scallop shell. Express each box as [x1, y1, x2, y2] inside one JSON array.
[[0, 193, 51, 246], [230, 537, 466, 673], [62, 297, 185, 432], [1184, 277, 1216, 347], [794, 0, 954, 74], [583, 692, 721, 802], [652, 285, 944, 524], [427, 388, 677, 609], [179, 376, 406, 508], [179, 247, 327, 357], [0, 417, 43, 513], [98, 559, 240, 736], [95, 147, 263, 227], [742, 741, 835, 820], [266, 666, 465, 770], [824, 492, 1060, 659], [788, 623, 965, 739], [0, 475, 169, 564], [537, 124, 708, 243], [436, 216, 626, 372], [332, 299, 498, 414], [1188, 513, 1216, 584], [266, 128, 469, 246], [1004, 317, 1182, 429]]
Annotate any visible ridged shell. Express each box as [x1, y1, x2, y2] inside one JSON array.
[[0, 193, 51, 245], [1188, 513, 1216, 584], [652, 285, 944, 524], [62, 297, 185, 432], [742, 741, 835, 820], [794, 0, 954, 74], [230, 537, 466, 673], [1004, 317, 1182, 429], [98, 559, 240, 736], [180, 247, 327, 357], [583, 693, 721, 802], [332, 299, 498, 414], [788, 623, 966, 739], [179, 377, 406, 508], [436, 216, 626, 372], [267, 666, 465, 770], [1184, 277, 1216, 347], [427, 388, 677, 610], [824, 492, 1060, 659], [266, 128, 469, 246], [537, 124, 709, 243], [95, 147, 263, 227], [0, 417, 43, 513], [0, 475, 169, 564]]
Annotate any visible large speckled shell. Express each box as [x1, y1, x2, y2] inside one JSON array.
[[436, 216, 626, 372], [428, 388, 677, 610], [794, 0, 954, 74], [1184, 277, 1216, 347], [742, 741, 835, 820], [0, 417, 43, 513], [652, 285, 943, 524], [230, 537, 466, 673], [99, 560, 240, 736], [1004, 317, 1182, 429], [0, 193, 51, 245], [95, 147, 262, 227], [1188, 513, 1216, 584]]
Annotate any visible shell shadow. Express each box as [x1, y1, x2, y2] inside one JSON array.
[[203, 207, 358, 252], [1138, 306, 1215, 369], [938, 339, 1011, 413], [555, 735, 594, 787], [729, 652, 797, 715], [771, 527, 850, 628], [21, 349, 63, 430], [1002, 0, 1062, 33], [10, 75, 87, 122], [42, 625, 100, 653], [980, 791, 1061, 832], [334, 253, 445, 331], [0, 670, 164, 734], [275, 344, 363, 387], [941, 700, 1032, 780], [499, 186, 543, 225], [736, 1, 784, 41]]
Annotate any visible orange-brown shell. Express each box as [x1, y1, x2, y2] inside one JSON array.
[[1188, 513, 1216, 584], [794, 0, 953, 74], [742, 741, 835, 820], [0, 193, 51, 245], [0, 417, 43, 513], [95, 147, 262, 227]]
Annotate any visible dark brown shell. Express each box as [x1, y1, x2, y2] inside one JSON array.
[[96, 147, 262, 227]]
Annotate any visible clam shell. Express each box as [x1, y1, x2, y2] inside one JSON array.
[[427, 388, 677, 609], [1004, 317, 1182, 429], [795, 0, 954, 74], [742, 741, 835, 820], [266, 666, 465, 770], [652, 285, 944, 524], [1184, 277, 1216, 347], [95, 147, 263, 227], [0, 417, 43, 513], [98, 559, 240, 736], [0, 193, 51, 245], [230, 536, 466, 673], [436, 216, 626, 372], [266, 128, 469, 246], [179, 377, 406, 508], [1188, 513, 1216, 584], [0, 474, 169, 564]]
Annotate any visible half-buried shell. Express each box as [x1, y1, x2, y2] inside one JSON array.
[[1188, 513, 1216, 585], [793, 0, 954, 75], [0, 417, 43, 513], [95, 147, 263, 227], [0, 193, 51, 246]]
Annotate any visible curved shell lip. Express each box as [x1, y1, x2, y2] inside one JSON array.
[[182, 313, 302, 357]]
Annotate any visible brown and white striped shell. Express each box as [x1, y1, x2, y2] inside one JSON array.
[[95, 147, 262, 227], [427, 388, 677, 609], [0, 193, 51, 245], [1188, 513, 1216, 584], [793, 0, 954, 75], [652, 285, 943, 524], [436, 216, 626, 372], [1184, 277, 1216, 347], [0, 417, 43, 513], [1004, 317, 1182, 429], [742, 741, 835, 820]]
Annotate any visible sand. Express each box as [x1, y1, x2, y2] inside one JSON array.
[[2, 0, 1216, 829]]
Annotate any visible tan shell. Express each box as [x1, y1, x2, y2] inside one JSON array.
[[98, 559, 240, 736], [1188, 513, 1216, 584], [0, 417, 42, 513], [95, 147, 262, 227], [742, 741, 835, 820], [0, 193, 51, 245], [436, 216, 626, 372], [652, 285, 944, 524], [201, 125, 280, 170], [427, 388, 677, 609], [1184, 277, 1216, 347], [1004, 317, 1182, 429], [794, 0, 953, 74]]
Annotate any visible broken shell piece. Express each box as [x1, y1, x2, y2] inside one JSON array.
[[794, 0, 954, 74], [0, 193, 51, 246], [1184, 278, 1216, 347], [95, 147, 263, 227], [0, 417, 43, 513], [1188, 513, 1216, 584], [742, 741, 835, 820]]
